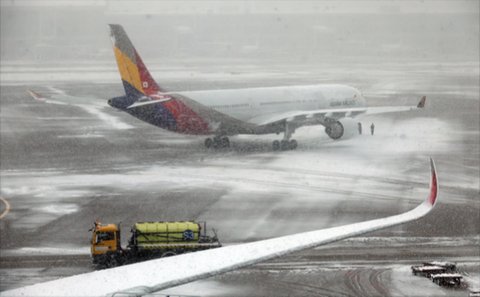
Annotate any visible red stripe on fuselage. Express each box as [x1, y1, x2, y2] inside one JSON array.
[[163, 99, 210, 134]]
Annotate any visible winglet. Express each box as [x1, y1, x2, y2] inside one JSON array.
[[27, 90, 46, 102], [427, 157, 438, 206], [417, 96, 427, 108]]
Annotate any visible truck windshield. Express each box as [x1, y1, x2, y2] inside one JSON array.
[[96, 232, 114, 243]]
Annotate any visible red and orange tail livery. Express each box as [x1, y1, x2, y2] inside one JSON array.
[[109, 24, 164, 98], [108, 24, 211, 134]]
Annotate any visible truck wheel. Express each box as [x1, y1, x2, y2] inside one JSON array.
[[104, 252, 119, 268], [161, 251, 176, 257]]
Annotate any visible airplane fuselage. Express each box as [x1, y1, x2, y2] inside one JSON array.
[[109, 83, 367, 138], [177, 84, 366, 123]]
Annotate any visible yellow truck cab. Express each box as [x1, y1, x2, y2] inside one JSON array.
[[90, 222, 121, 259]]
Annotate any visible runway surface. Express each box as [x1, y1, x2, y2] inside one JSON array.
[[0, 61, 479, 296]]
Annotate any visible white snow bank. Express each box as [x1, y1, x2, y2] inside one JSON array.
[[1, 246, 90, 257], [77, 105, 133, 130], [390, 265, 448, 296]]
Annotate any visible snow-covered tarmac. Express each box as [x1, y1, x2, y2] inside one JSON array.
[[0, 62, 479, 296]]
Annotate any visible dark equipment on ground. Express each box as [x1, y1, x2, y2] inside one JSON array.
[[411, 261, 465, 288], [430, 273, 463, 287], [422, 261, 457, 272], [411, 265, 448, 277], [411, 261, 457, 277], [470, 290, 480, 297], [90, 220, 221, 268]]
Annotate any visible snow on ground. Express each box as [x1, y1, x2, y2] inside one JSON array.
[[0, 159, 424, 231], [318, 236, 480, 249], [388, 265, 459, 297], [465, 274, 480, 292], [37, 204, 78, 215], [158, 280, 245, 297], [1, 246, 90, 257], [0, 113, 472, 233], [76, 105, 133, 130], [1, 61, 477, 294], [4, 235, 478, 257]]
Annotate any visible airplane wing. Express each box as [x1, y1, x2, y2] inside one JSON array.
[[1, 158, 438, 297], [363, 95, 426, 115], [27, 88, 105, 107], [26, 89, 133, 130], [248, 96, 426, 126], [27, 89, 67, 105]]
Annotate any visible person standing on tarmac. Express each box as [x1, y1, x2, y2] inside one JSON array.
[[357, 122, 362, 135], [370, 123, 375, 135]]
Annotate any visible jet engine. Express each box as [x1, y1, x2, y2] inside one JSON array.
[[324, 118, 358, 140]]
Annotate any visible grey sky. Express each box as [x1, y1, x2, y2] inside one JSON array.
[[1, 0, 478, 63], [1, 0, 478, 14]]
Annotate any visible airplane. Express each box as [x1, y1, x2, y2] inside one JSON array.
[[1, 158, 439, 297], [107, 24, 426, 151]]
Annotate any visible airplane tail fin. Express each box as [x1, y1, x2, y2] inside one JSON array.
[[108, 24, 165, 100], [417, 96, 427, 108], [107, 24, 256, 135]]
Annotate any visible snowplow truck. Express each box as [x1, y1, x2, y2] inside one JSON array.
[[90, 221, 221, 268]]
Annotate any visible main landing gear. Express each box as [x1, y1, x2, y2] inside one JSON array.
[[272, 139, 297, 151], [205, 136, 230, 149], [272, 122, 297, 151]]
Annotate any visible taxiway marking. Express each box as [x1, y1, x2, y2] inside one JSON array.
[[0, 196, 11, 220]]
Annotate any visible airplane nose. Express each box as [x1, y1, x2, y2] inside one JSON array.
[[107, 99, 113, 106]]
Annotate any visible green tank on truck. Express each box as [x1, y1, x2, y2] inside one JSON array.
[[91, 220, 221, 268], [132, 221, 200, 247]]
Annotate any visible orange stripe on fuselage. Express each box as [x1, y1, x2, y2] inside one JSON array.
[[113, 47, 144, 94]]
